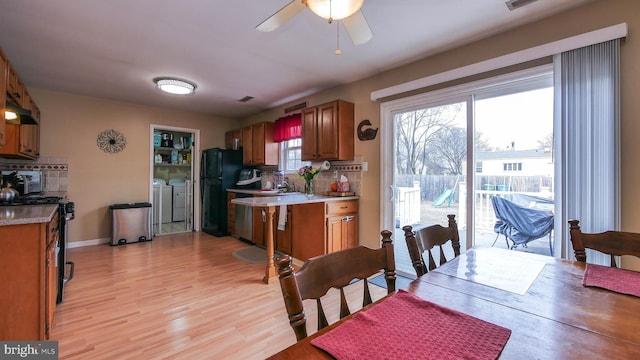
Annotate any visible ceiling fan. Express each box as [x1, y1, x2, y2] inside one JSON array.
[[256, 0, 373, 46]]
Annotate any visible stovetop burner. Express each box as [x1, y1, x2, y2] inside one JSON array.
[[0, 195, 63, 206]]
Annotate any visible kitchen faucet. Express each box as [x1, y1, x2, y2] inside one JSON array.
[[282, 177, 295, 192]]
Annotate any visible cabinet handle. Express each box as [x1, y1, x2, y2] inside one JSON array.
[[340, 206, 348, 209], [342, 216, 354, 222]]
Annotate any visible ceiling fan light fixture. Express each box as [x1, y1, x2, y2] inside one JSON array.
[[154, 77, 197, 95], [306, 0, 364, 21]]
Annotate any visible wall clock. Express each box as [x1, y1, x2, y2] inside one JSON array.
[[97, 129, 127, 154]]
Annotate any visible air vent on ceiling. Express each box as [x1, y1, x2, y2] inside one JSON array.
[[238, 96, 254, 103], [505, 0, 538, 11]]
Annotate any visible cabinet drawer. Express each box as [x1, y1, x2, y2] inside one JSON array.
[[326, 201, 358, 215]]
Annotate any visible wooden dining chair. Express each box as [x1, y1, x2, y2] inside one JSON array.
[[568, 219, 640, 267], [402, 214, 461, 277], [276, 230, 396, 341]]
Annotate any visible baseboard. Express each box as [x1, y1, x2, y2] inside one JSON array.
[[67, 238, 110, 248]]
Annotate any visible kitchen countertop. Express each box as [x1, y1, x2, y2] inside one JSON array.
[[0, 204, 59, 226], [227, 188, 302, 196], [230, 193, 359, 207]]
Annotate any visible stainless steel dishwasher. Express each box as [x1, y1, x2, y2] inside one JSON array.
[[235, 193, 253, 242]]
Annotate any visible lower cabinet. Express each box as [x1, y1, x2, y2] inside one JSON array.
[[253, 205, 293, 254], [0, 209, 58, 340], [326, 201, 359, 254]]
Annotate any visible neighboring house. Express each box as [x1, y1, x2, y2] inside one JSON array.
[[476, 148, 553, 177]]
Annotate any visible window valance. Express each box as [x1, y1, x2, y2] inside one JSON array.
[[274, 114, 302, 142]]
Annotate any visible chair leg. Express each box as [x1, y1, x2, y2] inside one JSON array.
[[491, 233, 500, 247], [504, 235, 511, 249], [548, 232, 554, 256]]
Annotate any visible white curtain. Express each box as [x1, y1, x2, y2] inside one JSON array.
[[556, 39, 621, 265]]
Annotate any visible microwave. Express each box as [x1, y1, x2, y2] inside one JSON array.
[[236, 168, 261, 187], [1, 170, 42, 195]]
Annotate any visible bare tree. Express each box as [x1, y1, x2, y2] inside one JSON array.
[[537, 133, 553, 149], [395, 104, 462, 175], [429, 127, 466, 175]]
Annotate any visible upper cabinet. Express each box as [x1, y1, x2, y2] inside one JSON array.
[[301, 99, 354, 161], [224, 128, 243, 149], [0, 45, 41, 159], [6, 63, 24, 106], [242, 121, 278, 166]]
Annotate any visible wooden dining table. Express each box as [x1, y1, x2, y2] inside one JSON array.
[[268, 247, 640, 359]]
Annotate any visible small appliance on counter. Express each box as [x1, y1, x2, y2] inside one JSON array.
[[1, 170, 42, 195], [236, 168, 261, 187]]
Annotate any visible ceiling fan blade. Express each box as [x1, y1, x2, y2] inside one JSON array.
[[256, 1, 307, 32], [342, 10, 373, 45]]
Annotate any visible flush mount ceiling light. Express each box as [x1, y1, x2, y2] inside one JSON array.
[[153, 77, 197, 95], [306, 0, 364, 21]]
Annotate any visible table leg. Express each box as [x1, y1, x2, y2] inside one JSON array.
[[263, 205, 276, 284]]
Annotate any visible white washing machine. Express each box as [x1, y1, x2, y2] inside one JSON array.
[[153, 179, 173, 224], [169, 178, 186, 222]]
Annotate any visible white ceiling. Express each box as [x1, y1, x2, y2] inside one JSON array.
[[0, 0, 592, 119]]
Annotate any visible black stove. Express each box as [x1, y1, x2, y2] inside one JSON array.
[[0, 195, 63, 206]]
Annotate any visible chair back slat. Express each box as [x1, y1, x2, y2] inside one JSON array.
[[277, 230, 396, 341], [316, 298, 328, 330]]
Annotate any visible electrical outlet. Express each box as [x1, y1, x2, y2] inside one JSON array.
[[333, 170, 339, 178], [362, 162, 368, 171]]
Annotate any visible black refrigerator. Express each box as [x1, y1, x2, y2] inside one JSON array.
[[200, 148, 243, 236]]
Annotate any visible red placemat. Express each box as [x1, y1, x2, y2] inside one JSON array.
[[583, 263, 640, 297], [310, 290, 511, 360]]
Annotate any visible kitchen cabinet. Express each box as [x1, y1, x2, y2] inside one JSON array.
[[289, 200, 358, 261], [252, 207, 265, 246], [301, 99, 354, 161], [276, 206, 293, 255], [291, 202, 326, 261], [326, 200, 359, 253], [0, 208, 59, 340], [6, 62, 24, 106], [242, 121, 278, 166], [0, 123, 39, 160], [224, 128, 243, 149], [0, 49, 6, 146], [0, 45, 41, 158], [251, 205, 293, 255]]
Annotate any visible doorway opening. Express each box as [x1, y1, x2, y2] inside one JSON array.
[[149, 125, 201, 236]]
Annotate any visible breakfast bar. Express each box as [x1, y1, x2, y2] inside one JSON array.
[[231, 194, 359, 283]]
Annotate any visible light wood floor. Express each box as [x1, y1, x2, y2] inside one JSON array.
[[51, 231, 388, 359]]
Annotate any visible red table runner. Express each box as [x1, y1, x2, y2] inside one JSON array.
[[583, 263, 640, 297], [310, 290, 511, 360]]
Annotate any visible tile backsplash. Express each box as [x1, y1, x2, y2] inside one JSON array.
[[259, 162, 363, 195], [0, 157, 69, 192]]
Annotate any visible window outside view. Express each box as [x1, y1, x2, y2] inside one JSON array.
[[393, 87, 554, 274]]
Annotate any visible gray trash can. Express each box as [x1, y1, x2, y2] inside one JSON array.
[[110, 202, 152, 245]]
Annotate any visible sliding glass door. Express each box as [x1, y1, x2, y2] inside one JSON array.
[[381, 66, 554, 276]]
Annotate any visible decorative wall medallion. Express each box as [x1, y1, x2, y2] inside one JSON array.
[[357, 119, 378, 141], [97, 129, 127, 154]]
